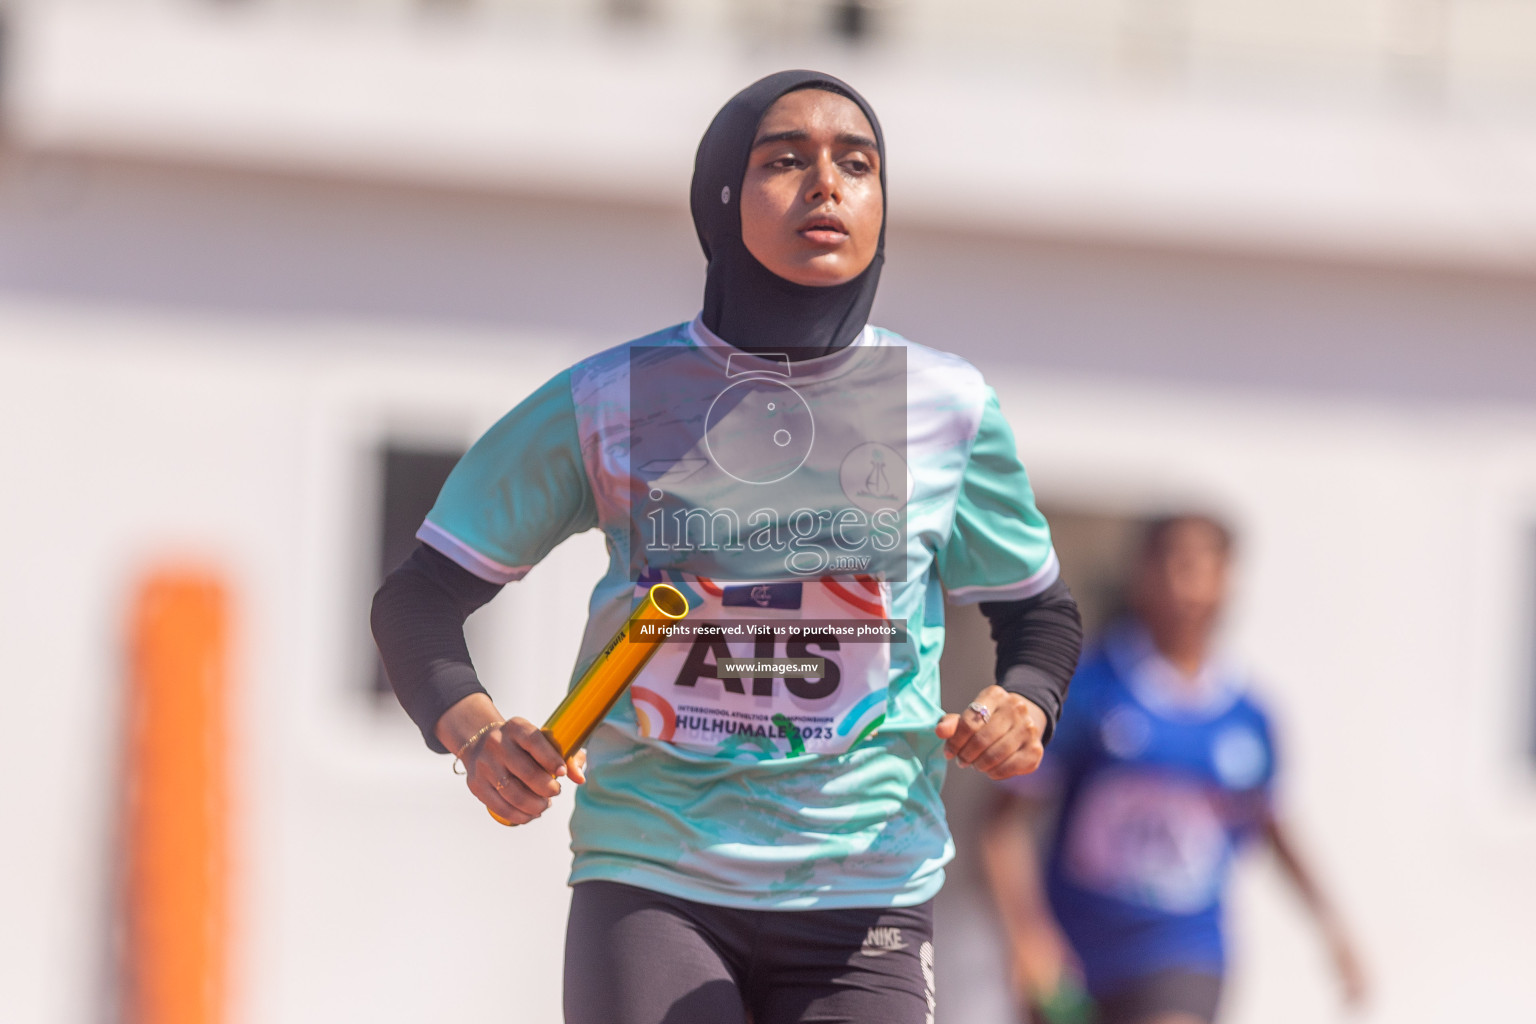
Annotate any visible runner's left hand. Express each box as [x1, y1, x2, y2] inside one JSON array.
[[935, 685, 1047, 779]]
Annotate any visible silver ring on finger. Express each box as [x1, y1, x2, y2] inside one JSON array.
[[967, 701, 991, 724]]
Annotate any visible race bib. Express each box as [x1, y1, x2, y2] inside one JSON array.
[[1061, 770, 1230, 913], [627, 571, 893, 760]]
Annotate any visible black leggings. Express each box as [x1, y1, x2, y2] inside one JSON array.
[[563, 881, 936, 1024], [1094, 969, 1224, 1024]]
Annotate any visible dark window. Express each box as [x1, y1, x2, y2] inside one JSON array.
[[372, 444, 465, 695], [1039, 505, 1146, 640]]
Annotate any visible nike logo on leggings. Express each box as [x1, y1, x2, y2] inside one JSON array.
[[859, 926, 908, 957]]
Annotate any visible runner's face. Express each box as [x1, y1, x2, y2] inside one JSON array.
[[1134, 522, 1230, 641], [739, 90, 883, 287]]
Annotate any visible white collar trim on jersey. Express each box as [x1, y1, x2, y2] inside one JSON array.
[[1105, 620, 1243, 721]]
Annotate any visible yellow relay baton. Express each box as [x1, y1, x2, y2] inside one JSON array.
[[487, 583, 688, 825], [541, 583, 690, 760]]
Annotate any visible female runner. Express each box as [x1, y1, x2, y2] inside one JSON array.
[[981, 515, 1366, 1024], [374, 69, 1083, 1024]]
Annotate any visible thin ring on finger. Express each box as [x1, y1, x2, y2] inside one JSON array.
[[966, 701, 992, 725], [494, 775, 515, 792]]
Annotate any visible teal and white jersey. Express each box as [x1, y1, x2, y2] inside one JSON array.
[[420, 317, 1058, 909]]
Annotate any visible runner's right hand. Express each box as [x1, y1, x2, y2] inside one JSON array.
[[461, 717, 587, 826]]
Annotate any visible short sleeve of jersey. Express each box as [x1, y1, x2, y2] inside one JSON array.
[[416, 370, 599, 583], [1251, 702, 1281, 808], [936, 389, 1059, 604], [1262, 710, 1279, 782]]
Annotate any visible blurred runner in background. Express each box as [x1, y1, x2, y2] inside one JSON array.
[[980, 514, 1367, 1024]]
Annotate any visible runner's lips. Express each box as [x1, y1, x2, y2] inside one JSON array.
[[799, 214, 849, 243]]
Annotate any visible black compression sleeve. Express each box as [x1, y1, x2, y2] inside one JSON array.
[[370, 544, 505, 753], [978, 577, 1084, 744]]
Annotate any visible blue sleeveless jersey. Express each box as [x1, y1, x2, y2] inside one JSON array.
[[1032, 625, 1277, 993]]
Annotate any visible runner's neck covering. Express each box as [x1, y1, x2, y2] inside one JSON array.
[[690, 70, 887, 362]]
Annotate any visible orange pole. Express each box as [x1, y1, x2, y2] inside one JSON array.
[[124, 570, 232, 1024]]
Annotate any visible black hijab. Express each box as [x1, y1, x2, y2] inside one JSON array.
[[690, 70, 886, 361]]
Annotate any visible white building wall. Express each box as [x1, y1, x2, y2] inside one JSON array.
[[0, 304, 606, 1024], [995, 370, 1536, 1024], [3, 283, 1535, 1023], [2, 3, 1535, 1020]]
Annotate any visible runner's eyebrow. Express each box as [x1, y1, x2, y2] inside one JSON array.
[[751, 129, 879, 151]]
